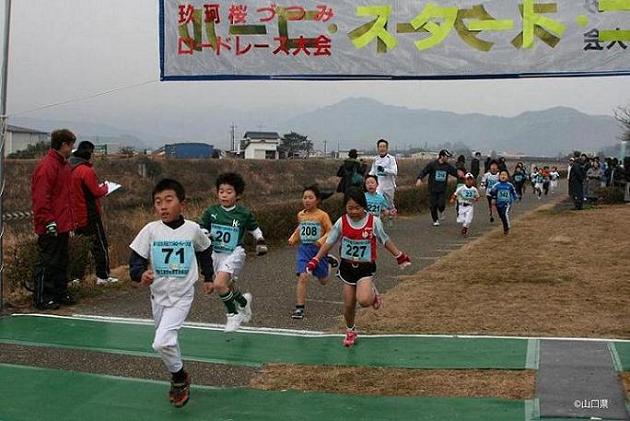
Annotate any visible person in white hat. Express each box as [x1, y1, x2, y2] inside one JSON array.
[[450, 173, 480, 237]]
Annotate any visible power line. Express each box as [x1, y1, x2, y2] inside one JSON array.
[[8, 79, 159, 118]]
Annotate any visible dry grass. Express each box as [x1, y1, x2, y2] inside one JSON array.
[[355, 204, 630, 338], [622, 372, 630, 398], [250, 364, 535, 400]]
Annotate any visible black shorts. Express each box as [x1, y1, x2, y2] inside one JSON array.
[[337, 260, 376, 285]]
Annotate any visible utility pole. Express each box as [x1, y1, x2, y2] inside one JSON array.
[[230, 123, 236, 153], [0, 0, 11, 312], [323, 139, 327, 156]]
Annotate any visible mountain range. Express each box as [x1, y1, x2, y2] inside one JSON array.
[[12, 98, 623, 156]]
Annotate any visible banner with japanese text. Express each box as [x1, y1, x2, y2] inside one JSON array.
[[160, 0, 630, 80]]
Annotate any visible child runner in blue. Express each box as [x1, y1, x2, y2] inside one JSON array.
[[364, 175, 390, 218], [490, 171, 518, 235], [306, 188, 411, 348], [288, 185, 338, 320]]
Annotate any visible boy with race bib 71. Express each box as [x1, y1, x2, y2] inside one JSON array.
[[129, 178, 214, 408]]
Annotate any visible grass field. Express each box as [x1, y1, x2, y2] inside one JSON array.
[[251, 203, 630, 398]]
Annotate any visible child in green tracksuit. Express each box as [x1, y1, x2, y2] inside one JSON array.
[[199, 172, 268, 333]]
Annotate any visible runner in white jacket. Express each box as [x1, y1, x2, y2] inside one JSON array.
[[369, 139, 398, 224]]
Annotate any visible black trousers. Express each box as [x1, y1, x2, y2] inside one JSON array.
[[33, 233, 69, 305], [514, 182, 524, 198], [497, 204, 511, 232], [429, 191, 446, 222], [75, 216, 110, 280]]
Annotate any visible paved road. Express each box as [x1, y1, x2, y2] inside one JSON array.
[[75, 184, 567, 332]]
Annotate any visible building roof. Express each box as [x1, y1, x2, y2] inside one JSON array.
[[7, 125, 49, 135], [243, 131, 280, 140]]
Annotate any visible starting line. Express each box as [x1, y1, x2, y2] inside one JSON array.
[[1, 314, 541, 369], [0, 363, 532, 421]]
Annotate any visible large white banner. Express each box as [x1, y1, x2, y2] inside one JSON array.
[[160, 0, 630, 80]]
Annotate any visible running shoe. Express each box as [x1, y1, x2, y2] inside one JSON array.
[[224, 313, 243, 333], [238, 292, 253, 323], [291, 308, 305, 319], [169, 371, 191, 408], [343, 328, 358, 347]]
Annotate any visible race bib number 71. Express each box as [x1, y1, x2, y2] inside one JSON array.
[[151, 240, 193, 278]]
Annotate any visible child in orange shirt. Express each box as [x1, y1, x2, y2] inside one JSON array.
[[288, 185, 338, 319]]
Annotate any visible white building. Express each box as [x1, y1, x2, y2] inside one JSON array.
[[4, 125, 49, 157], [242, 131, 280, 160], [411, 151, 440, 160]]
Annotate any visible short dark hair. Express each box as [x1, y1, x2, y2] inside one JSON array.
[[216, 172, 245, 195], [475, 152, 481, 156], [343, 187, 367, 209], [73, 140, 95, 160], [376, 139, 388, 147], [153, 178, 186, 202], [50, 129, 76, 150], [348, 149, 358, 159], [303, 184, 321, 199], [364, 174, 378, 187]]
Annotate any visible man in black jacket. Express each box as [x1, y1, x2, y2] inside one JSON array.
[[416, 150, 459, 226], [336, 149, 364, 193], [470, 152, 481, 179], [569, 152, 588, 210]]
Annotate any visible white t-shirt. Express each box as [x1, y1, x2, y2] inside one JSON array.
[[481, 172, 500, 197], [130, 220, 211, 306], [369, 154, 398, 190], [455, 185, 480, 205]]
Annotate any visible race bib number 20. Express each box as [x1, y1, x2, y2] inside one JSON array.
[[210, 224, 240, 253]]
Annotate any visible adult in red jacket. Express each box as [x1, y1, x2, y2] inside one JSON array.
[[31, 129, 77, 309], [69, 141, 117, 285]]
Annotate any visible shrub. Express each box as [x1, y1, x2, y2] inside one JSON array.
[[4, 234, 93, 297], [597, 186, 625, 204]]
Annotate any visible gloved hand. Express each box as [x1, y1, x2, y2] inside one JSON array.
[[201, 228, 212, 241], [46, 222, 58, 237], [395, 252, 411, 269], [306, 257, 320, 273], [377, 165, 385, 174], [256, 239, 268, 256]]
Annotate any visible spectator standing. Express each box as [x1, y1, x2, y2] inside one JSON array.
[[31, 129, 77, 309], [69, 141, 118, 285], [586, 160, 601, 202], [470, 152, 481, 180], [568, 153, 587, 210]]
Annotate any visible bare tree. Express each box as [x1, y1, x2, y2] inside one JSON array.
[[614, 106, 630, 142]]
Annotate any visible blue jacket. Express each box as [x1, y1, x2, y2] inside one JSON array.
[[490, 181, 517, 206]]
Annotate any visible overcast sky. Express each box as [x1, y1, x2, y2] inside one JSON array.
[[3, 0, 630, 140]]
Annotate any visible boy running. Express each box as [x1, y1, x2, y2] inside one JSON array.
[[549, 166, 560, 193], [129, 178, 213, 408], [199, 173, 267, 332], [480, 160, 500, 222], [450, 173, 479, 237], [489, 171, 518, 235]]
